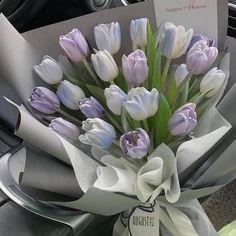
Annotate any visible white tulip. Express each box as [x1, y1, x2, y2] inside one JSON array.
[[104, 85, 127, 115], [91, 50, 119, 82], [94, 22, 121, 55], [33, 56, 63, 84], [130, 18, 148, 49], [200, 67, 226, 97], [79, 118, 116, 149], [174, 64, 189, 87], [162, 23, 193, 59], [56, 80, 85, 110], [124, 87, 159, 121]]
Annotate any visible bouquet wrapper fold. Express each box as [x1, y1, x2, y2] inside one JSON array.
[[0, 1, 236, 235]]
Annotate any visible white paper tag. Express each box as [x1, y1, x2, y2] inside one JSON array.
[[154, 0, 218, 45], [129, 201, 159, 236]]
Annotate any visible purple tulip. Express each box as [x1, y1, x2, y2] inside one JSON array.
[[29, 87, 60, 114], [186, 40, 218, 75], [120, 128, 150, 159], [122, 49, 149, 86], [59, 28, 89, 62], [168, 103, 197, 137], [78, 97, 105, 118], [49, 117, 80, 141], [188, 34, 215, 51]]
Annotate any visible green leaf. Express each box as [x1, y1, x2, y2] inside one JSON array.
[[146, 21, 156, 89], [86, 84, 106, 107], [153, 94, 172, 147], [115, 71, 128, 92], [166, 71, 177, 107]]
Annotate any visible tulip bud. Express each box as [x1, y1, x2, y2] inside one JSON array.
[[49, 117, 80, 141], [188, 34, 215, 51], [34, 56, 63, 84], [94, 22, 121, 55], [78, 97, 105, 118], [122, 50, 148, 86], [59, 28, 89, 62], [174, 64, 189, 87], [186, 40, 218, 75], [120, 128, 150, 159], [56, 81, 85, 110], [130, 18, 148, 49], [79, 118, 116, 149], [124, 87, 159, 121], [168, 103, 197, 137], [162, 23, 193, 59], [91, 50, 119, 82], [104, 85, 127, 115], [28, 87, 60, 114], [200, 67, 226, 97]]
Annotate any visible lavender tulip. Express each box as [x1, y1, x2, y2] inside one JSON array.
[[91, 50, 119, 82], [122, 50, 148, 86], [33, 56, 63, 84], [57, 81, 85, 110], [94, 22, 121, 55], [78, 97, 105, 118], [120, 128, 150, 159], [168, 103, 197, 137], [79, 118, 116, 149], [130, 18, 148, 49], [124, 87, 159, 121], [59, 28, 89, 62], [186, 40, 218, 75], [188, 34, 215, 51], [162, 23, 193, 59], [29, 87, 60, 114], [104, 85, 127, 115], [49, 117, 80, 141], [200, 67, 226, 97]]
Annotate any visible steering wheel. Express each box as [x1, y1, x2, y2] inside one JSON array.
[[0, 0, 48, 30]]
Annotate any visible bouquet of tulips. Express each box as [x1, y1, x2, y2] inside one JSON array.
[[30, 20, 224, 158], [24, 18, 230, 235], [0, 2, 235, 235]]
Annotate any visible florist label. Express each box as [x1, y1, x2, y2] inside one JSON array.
[[154, 0, 218, 45], [129, 202, 159, 236]]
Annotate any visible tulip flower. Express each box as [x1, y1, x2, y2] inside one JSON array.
[[168, 103, 197, 137], [120, 128, 150, 159], [122, 50, 148, 87], [162, 23, 193, 59], [186, 40, 218, 75], [94, 22, 121, 55], [78, 97, 105, 118], [79, 118, 116, 149], [33, 56, 63, 84], [59, 28, 89, 62], [57, 80, 85, 110], [104, 85, 127, 115], [130, 18, 148, 49], [49, 117, 80, 141], [91, 50, 119, 82], [124, 87, 159, 121], [28, 87, 60, 114], [174, 64, 189, 87], [200, 67, 226, 97], [188, 34, 215, 51]]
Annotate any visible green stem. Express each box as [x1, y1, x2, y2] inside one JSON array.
[[121, 106, 129, 132], [113, 139, 120, 147], [57, 108, 81, 125], [142, 119, 149, 132], [160, 57, 171, 89], [82, 59, 100, 86], [109, 80, 115, 85]]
